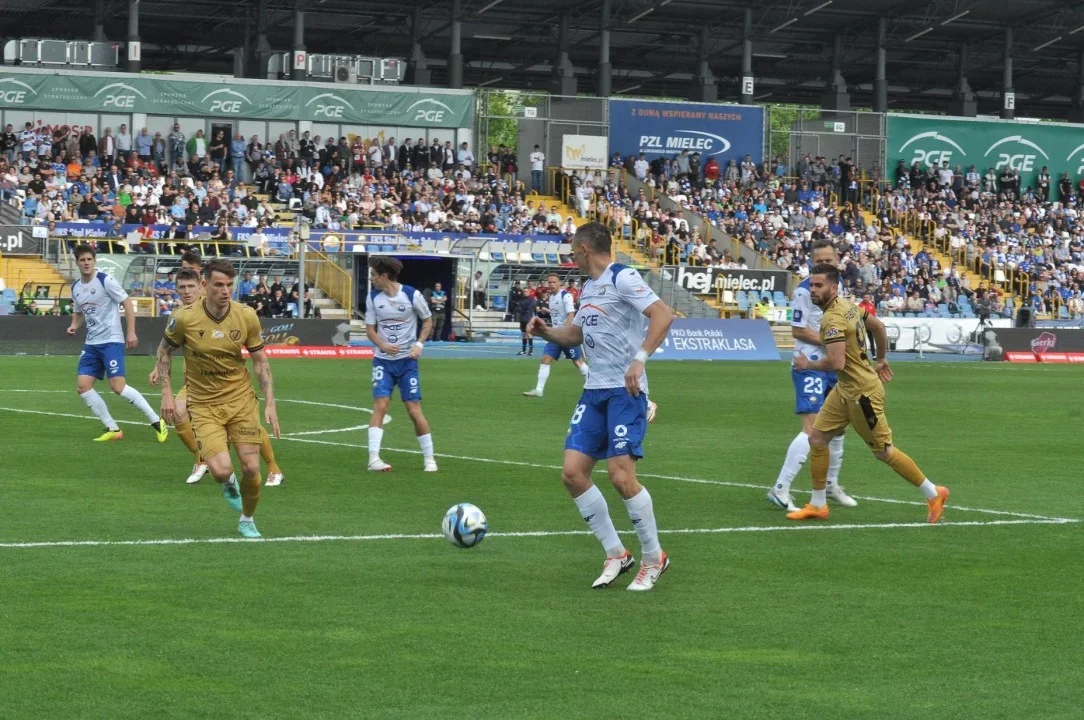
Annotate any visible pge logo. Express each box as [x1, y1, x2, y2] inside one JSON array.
[[407, 98, 454, 123], [984, 135, 1048, 172], [1067, 142, 1084, 175], [93, 82, 147, 109], [305, 92, 356, 119], [202, 88, 253, 115], [897, 131, 966, 169], [0, 77, 37, 106]]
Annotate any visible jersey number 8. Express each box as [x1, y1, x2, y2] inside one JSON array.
[[570, 404, 586, 425]]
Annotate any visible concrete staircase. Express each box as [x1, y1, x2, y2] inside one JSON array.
[[311, 288, 349, 319], [0, 255, 70, 297]]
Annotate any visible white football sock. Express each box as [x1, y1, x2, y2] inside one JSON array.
[[119, 385, 160, 423], [535, 364, 551, 393], [80, 389, 119, 431], [417, 433, 434, 460], [773, 431, 809, 495], [811, 488, 827, 506], [368, 426, 383, 462], [918, 479, 939, 499], [623, 487, 661, 565], [572, 485, 625, 558], [240, 514, 253, 522], [826, 435, 845, 487], [224, 473, 238, 488], [578, 363, 589, 378]]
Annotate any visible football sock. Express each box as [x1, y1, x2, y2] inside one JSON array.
[[773, 431, 809, 495], [572, 485, 625, 558], [240, 514, 253, 523], [528, 338, 534, 351], [810, 443, 829, 506], [368, 426, 384, 462], [80, 389, 119, 432], [174, 418, 200, 459], [578, 363, 589, 378], [240, 470, 261, 516], [259, 426, 281, 474], [826, 435, 845, 487], [535, 364, 551, 393], [119, 385, 160, 424], [521, 336, 528, 352], [884, 448, 927, 487], [624, 487, 661, 565], [918, 479, 940, 500], [811, 488, 827, 506], [417, 433, 434, 460]]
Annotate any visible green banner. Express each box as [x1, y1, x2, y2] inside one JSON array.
[[0, 72, 473, 128], [886, 114, 1084, 190]]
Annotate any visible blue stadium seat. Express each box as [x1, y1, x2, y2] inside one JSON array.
[[737, 295, 750, 313], [773, 291, 786, 306], [1059, 306, 1070, 319], [938, 303, 949, 318]]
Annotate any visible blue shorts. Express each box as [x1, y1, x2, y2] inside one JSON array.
[[564, 387, 648, 460], [372, 357, 422, 402], [792, 368, 837, 414], [543, 342, 582, 362], [77, 342, 126, 380]]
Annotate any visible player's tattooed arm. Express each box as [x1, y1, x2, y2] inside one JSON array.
[[250, 350, 280, 438], [155, 339, 179, 423]]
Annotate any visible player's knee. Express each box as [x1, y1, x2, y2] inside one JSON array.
[[873, 446, 894, 462], [560, 467, 589, 493], [240, 457, 261, 479]]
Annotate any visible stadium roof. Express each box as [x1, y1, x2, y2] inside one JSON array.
[[6, 0, 1084, 118]]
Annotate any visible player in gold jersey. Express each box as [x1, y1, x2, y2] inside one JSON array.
[[788, 264, 950, 524], [150, 251, 285, 487], [154, 259, 281, 538]]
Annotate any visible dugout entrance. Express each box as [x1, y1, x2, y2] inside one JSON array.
[[356, 252, 475, 342]]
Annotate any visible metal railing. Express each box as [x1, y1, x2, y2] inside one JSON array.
[[303, 246, 353, 317]]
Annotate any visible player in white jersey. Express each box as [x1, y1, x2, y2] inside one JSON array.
[[767, 240, 856, 511], [523, 273, 589, 397], [364, 255, 437, 472], [67, 243, 168, 443], [527, 222, 675, 592]]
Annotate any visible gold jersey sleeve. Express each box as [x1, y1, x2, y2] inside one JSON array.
[[164, 300, 264, 404], [820, 297, 882, 399]]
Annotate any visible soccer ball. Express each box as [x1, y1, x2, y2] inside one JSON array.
[[442, 503, 488, 548]]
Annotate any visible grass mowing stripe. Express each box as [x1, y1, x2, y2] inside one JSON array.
[[0, 403, 1073, 523], [0, 518, 1075, 549]]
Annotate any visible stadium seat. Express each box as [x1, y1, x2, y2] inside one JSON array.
[[421, 239, 437, 253], [1059, 306, 1069, 319], [722, 290, 735, 306], [938, 303, 950, 318], [516, 243, 534, 263], [478, 248, 491, 262], [773, 291, 786, 306], [994, 269, 1006, 284], [435, 239, 451, 255], [490, 243, 506, 263], [737, 295, 750, 314]]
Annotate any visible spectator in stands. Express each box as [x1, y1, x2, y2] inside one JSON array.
[[268, 288, 289, 318], [1, 124, 15, 164], [529, 145, 545, 193], [115, 124, 132, 165]]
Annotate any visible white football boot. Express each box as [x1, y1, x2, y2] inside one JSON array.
[[827, 483, 858, 507], [423, 458, 438, 472], [766, 488, 800, 512], [265, 472, 285, 487], [627, 553, 670, 592], [592, 551, 636, 589], [646, 400, 658, 423], [367, 459, 393, 472], [186, 463, 208, 485]]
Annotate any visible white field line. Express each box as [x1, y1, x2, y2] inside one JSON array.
[[0, 518, 1076, 550], [0, 396, 1075, 524]]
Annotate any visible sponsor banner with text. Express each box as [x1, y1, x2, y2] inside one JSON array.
[[655, 318, 778, 361], [887, 114, 1084, 194], [988, 328, 1084, 362], [882, 317, 1012, 353], [608, 99, 763, 166], [0, 225, 46, 256], [561, 134, 608, 170], [664, 265, 789, 296], [0, 72, 473, 128]]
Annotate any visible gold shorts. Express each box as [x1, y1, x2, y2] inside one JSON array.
[[814, 387, 894, 452], [189, 391, 262, 459]]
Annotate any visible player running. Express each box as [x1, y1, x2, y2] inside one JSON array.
[[527, 222, 674, 592], [155, 259, 281, 538], [767, 239, 856, 512], [364, 256, 437, 473], [68, 243, 168, 443], [150, 251, 285, 486], [522, 273, 589, 397], [788, 264, 950, 523]]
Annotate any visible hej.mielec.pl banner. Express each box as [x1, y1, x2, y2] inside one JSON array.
[[0, 72, 473, 128], [886, 114, 1084, 190]]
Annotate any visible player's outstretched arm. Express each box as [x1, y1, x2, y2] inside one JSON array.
[[121, 297, 138, 349], [527, 316, 583, 347], [250, 349, 280, 438], [863, 312, 893, 381], [67, 312, 84, 336], [155, 338, 178, 423]]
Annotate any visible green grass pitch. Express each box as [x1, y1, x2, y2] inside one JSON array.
[[0, 356, 1081, 719]]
